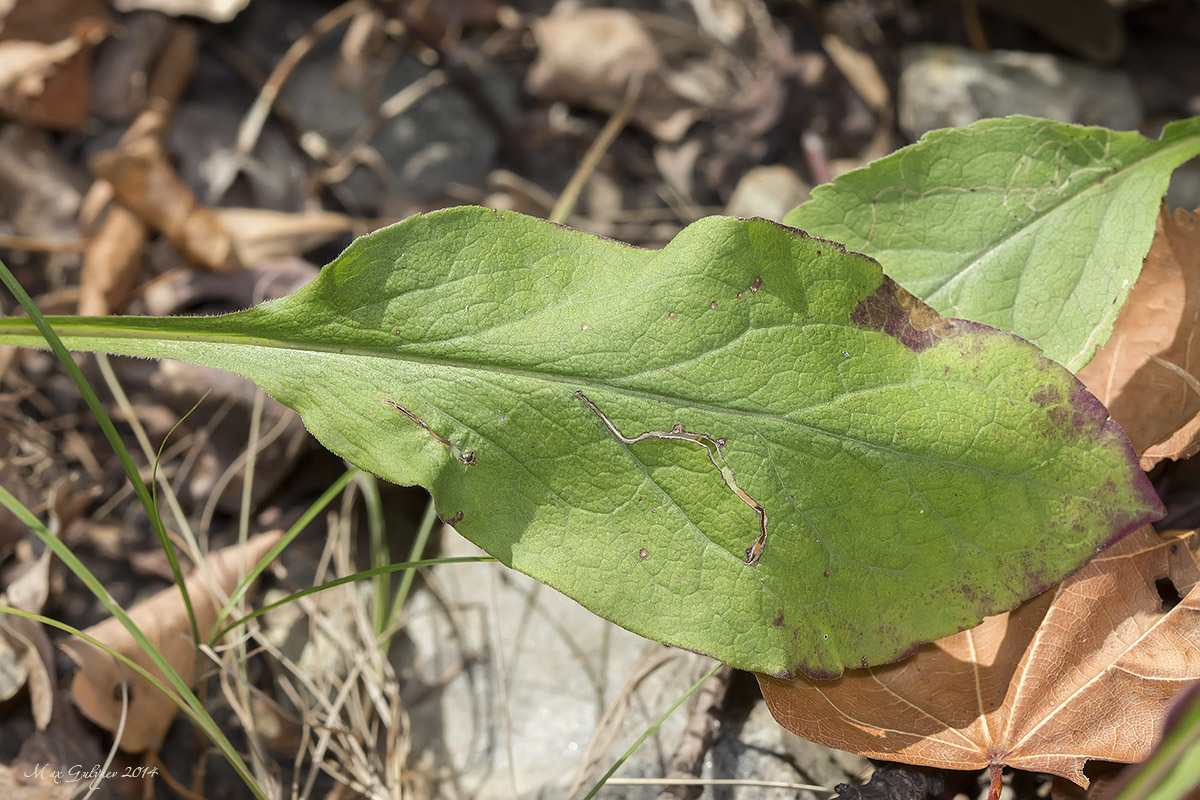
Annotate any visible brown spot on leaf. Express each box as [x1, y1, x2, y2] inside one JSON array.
[[710, 301, 719, 310], [850, 277, 971, 352], [443, 511, 464, 526], [773, 612, 784, 628], [638, 548, 649, 560], [750, 275, 763, 293]]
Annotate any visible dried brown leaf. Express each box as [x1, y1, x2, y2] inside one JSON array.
[[1143, 410, 1200, 469], [213, 207, 354, 268], [91, 132, 239, 273], [820, 34, 888, 114], [526, 9, 701, 143], [77, 203, 147, 316], [61, 530, 282, 752], [758, 526, 1200, 787], [0, 547, 54, 727], [140, 256, 318, 316], [0, 119, 85, 244], [0, 0, 109, 130], [1078, 205, 1200, 467]]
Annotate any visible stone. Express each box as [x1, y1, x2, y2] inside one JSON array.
[[899, 45, 1142, 140], [725, 165, 812, 223], [401, 531, 710, 797], [235, 0, 516, 214]]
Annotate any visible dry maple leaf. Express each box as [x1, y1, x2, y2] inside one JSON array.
[[758, 525, 1200, 792], [1078, 204, 1200, 468], [60, 530, 282, 752]]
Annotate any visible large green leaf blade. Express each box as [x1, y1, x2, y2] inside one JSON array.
[[783, 115, 1200, 371], [0, 208, 1161, 677]]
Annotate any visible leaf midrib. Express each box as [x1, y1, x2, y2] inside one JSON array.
[[917, 133, 1200, 307], [12, 317, 1152, 512]]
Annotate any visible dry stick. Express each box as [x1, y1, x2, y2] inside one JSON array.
[[566, 646, 678, 799], [800, 131, 834, 189], [1151, 354, 1200, 397], [655, 664, 734, 800], [960, 0, 990, 52], [315, 69, 447, 184], [82, 671, 128, 800], [148, 750, 210, 800], [80, 22, 196, 317], [234, 0, 366, 160], [489, 565, 521, 798], [395, 5, 527, 168], [211, 38, 338, 166], [549, 73, 644, 225]]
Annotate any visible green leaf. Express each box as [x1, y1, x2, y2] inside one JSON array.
[[783, 115, 1200, 371], [0, 208, 1161, 677]]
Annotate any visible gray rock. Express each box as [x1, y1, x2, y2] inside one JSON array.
[[1167, 156, 1200, 213], [231, 0, 516, 213], [400, 532, 860, 798], [279, 36, 515, 213], [710, 695, 867, 799], [899, 45, 1142, 140], [725, 165, 812, 223], [401, 532, 705, 798], [169, 100, 308, 211]]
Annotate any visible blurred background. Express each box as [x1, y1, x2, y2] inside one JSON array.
[[1, 1, 1198, 798]]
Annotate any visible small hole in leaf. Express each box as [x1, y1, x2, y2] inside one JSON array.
[[1155, 577, 1182, 611]]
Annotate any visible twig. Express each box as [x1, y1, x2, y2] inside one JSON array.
[[566, 645, 678, 799], [148, 749, 210, 800], [392, 4, 526, 166], [987, 763, 1003, 800], [960, 0, 989, 52], [655, 663, 734, 800], [550, 73, 644, 225], [235, 0, 367, 159]]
